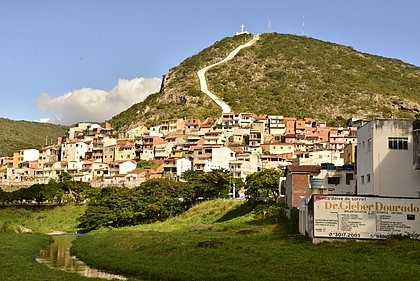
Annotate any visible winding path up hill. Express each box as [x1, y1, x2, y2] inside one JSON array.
[[197, 35, 260, 113]]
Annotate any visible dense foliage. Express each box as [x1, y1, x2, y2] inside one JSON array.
[[109, 33, 420, 129], [0, 117, 68, 156], [181, 169, 233, 199], [77, 179, 194, 231], [245, 168, 283, 201], [0, 177, 99, 206], [78, 169, 235, 231]]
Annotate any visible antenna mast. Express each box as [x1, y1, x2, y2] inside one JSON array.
[[268, 18, 272, 32], [301, 16, 305, 36]]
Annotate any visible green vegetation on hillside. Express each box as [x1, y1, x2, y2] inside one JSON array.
[[110, 33, 420, 130], [209, 33, 420, 123], [0, 118, 68, 156], [109, 34, 254, 129]]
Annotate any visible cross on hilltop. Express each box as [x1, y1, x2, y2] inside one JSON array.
[[236, 24, 250, 36]]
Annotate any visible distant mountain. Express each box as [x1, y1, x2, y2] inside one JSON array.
[[111, 32, 420, 129], [0, 118, 68, 157]]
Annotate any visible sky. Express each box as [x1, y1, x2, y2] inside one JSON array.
[[1, 0, 419, 125]]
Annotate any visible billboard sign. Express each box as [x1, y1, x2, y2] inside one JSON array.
[[312, 195, 420, 239]]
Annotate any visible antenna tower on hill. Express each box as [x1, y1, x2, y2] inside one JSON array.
[[301, 16, 305, 36]]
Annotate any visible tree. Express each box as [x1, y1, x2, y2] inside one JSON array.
[[181, 170, 206, 201], [26, 184, 46, 205], [78, 187, 140, 231], [135, 178, 192, 220], [202, 169, 231, 199], [60, 181, 98, 204], [58, 172, 72, 182], [78, 178, 194, 232], [11, 187, 33, 205], [181, 169, 231, 199], [0, 188, 11, 206], [44, 180, 65, 204], [245, 169, 283, 202]]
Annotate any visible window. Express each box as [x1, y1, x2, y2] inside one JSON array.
[[367, 173, 371, 183], [361, 175, 365, 185], [388, 137, 408, 150], [346, 173, 353, 185], [327, 177, 340, 185], [368, 138, 372, 151]]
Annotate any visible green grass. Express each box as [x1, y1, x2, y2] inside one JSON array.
[[0, 232, 101, 281], [0, 205, 85, 233], [72, 199, 420, 281]]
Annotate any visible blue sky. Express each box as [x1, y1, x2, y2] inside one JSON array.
[[1, 0, 419, 124]]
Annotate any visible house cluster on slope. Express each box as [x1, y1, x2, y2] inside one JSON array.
[[1, 113, 362, 189]]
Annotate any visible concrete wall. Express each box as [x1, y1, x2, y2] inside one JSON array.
[[357, 120, 420, 198]]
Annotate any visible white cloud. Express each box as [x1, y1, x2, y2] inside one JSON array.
[[36, 77, 161, 125]]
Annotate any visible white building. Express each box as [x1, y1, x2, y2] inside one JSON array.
[[204, 147, 235, 172], [61, 141, 89, 162], [176, 158, 192, 177], [294, 150, 344, 166], [229, 153, 260, 180], [13, 148, 39, 168], [267, 115, 286, 135], [357, 119, 420, 198]]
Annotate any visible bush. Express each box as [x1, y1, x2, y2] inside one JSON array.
[[252, 203, 287, 223]]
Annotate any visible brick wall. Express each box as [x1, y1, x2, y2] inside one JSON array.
[[291, 173, 309, 208]]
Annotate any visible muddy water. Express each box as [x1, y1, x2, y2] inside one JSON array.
[[36, 234, 127, 280]]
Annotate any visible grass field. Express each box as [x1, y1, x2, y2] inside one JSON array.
[[0, 204, 85, 233], [0, 232, 101, 281], [0, 200, 419, 281], [72, 199, 420, 281]]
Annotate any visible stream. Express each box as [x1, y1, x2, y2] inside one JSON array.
[[36, 234, 127, 280]]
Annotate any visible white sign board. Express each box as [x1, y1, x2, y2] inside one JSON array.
[[313, 195, 420, 239]]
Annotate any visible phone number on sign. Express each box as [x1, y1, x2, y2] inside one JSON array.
[[328, 232, 361, 238]]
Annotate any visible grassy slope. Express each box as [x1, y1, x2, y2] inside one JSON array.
[[72, 200, 420, 281], [0, 117, 68, 156], [110, 33, 420, 130], [209, 33, 420, 122], [0, 233, 101, 281], [0, 205, 85, 233], [0, 205, 98, 281]]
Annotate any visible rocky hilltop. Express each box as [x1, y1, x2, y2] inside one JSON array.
[[110, 33, 420, 129]]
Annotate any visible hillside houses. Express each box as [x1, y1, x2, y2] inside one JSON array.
[[1, 114, 360, 187]]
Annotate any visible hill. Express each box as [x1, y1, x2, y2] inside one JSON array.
[[0, 118, 68, 157], [110, 33, 420, 130]]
